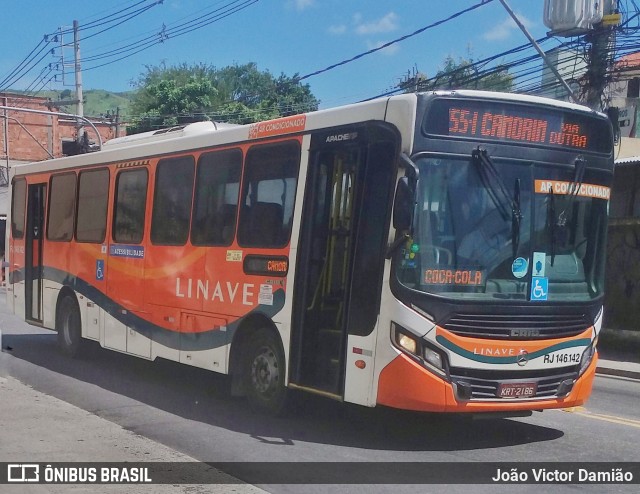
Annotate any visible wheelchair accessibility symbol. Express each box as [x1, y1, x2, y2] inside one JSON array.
[[531, 277, 548, 301], [96, 259, 104, 281]]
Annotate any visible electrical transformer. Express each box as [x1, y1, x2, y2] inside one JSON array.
[[543, 0, 604, 36]]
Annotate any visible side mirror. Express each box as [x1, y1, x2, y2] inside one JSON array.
[[393, 177, 414, 232]]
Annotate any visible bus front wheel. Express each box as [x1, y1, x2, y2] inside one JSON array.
[[57, 296, 82, 357], [243, 329, 287, 415]]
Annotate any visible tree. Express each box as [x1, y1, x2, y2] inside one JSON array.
[[128, 62, 319, 134], [399, 52, 514, 93]]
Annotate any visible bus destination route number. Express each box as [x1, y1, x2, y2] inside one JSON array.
[[448, 107, 588, 149]]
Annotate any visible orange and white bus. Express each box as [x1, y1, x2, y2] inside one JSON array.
[[6, 90, 614, 415]]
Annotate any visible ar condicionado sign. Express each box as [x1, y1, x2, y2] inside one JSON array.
[[534, 180, 610, 200]]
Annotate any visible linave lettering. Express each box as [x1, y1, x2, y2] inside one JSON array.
[[175, 278, 255, 306]]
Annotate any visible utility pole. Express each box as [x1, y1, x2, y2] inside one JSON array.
[[584, 0, 619, 110], [2, 95, 9, 186], [115, 107, 120, 137], [73, 20, 84, 147]]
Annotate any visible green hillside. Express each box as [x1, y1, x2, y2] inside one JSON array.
[[36, 89, 133, 119]]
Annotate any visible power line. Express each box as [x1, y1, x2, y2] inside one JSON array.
[[297, 0, 495, 82], [0, 39, 50, 90], [81, 0, 259, 70], [15, 0, 260, 92], [0, 0, 164, 92]]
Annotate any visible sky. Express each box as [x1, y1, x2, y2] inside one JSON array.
[[0, 0, 550, 111]]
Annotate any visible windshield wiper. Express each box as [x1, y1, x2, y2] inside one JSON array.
[[568, 156, 586, 200], [548, 157, 585, 266], [512, 178, 522, 259], [471, 148, 523, 258], [472, 148, 510, 220], [547, 188, 556, 266]]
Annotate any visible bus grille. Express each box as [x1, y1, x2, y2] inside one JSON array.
[[441, 313, 590, 340], [448, 366, 579, 400]]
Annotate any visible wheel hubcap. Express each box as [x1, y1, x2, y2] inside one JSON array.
[[251, 346, 279, 395]]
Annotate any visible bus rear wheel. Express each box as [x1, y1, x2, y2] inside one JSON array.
[[243, 329, 287, 415], [57, 296, 82, 357]]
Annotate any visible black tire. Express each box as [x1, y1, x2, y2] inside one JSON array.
[[57, 296, 82, 357], [243, 328, 287, 415]]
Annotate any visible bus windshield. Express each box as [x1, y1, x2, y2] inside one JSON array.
[[395, 154, 611, 302]]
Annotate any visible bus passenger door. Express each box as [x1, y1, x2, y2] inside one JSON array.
[[291, 133, 364, 396], [291, 124, 398, 401], [25, 183, 46, 323]]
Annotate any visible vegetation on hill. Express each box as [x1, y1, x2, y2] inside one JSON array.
[[34, 89, 132, 119]]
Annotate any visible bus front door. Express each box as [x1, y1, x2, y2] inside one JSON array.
[[25, 183, 46, 323], [291, 142, 360, 395], [292, 125, 398, 400]]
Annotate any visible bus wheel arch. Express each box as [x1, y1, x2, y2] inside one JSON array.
[[56, 289, 82, 357], [229, 315, 287, 415]]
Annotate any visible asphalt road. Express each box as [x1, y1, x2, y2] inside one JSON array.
[[1, 294, 639, 494]]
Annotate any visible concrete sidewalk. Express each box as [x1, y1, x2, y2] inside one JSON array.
[[597, 327, 640, 379], [0, 375, 267, 493], [597, 357, 640, 380]]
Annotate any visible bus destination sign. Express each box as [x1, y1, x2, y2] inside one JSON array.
[[423, 99, 613, 154], [449, 108, 587, 148]]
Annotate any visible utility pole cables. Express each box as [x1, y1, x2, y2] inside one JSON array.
[[583, 0, 618, 110]]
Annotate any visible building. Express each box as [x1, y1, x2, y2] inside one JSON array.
[[1, 92, 125, 218], [607, 52, 640, 138], [606, 133, 640, 332], [539, 47, 587, 101]]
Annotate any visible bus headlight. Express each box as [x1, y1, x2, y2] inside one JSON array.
[[579, 343, 596, 375], [398, 333, 418, 354], [391, 323, 419, 356], [390, 322, 446, 377]]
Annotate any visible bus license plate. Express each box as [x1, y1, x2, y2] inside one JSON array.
[[497, 382, 537, 398]]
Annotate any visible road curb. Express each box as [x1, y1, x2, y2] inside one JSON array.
[[596, 365, 640, 380]]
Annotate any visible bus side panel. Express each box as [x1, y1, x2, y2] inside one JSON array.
[[107, 249, 146, 311], [343, 332, 377, 406]]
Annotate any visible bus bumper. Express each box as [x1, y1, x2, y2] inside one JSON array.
[[376, 352, 597, 413]]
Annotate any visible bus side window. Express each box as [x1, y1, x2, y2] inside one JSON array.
[[113, 168, 148, 244], [151, 156, 195, 246], [76, 168, 109, 243], [191, 148, 242, 246], [47, 173, 77, 242], [237, 141, 300, 248]]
